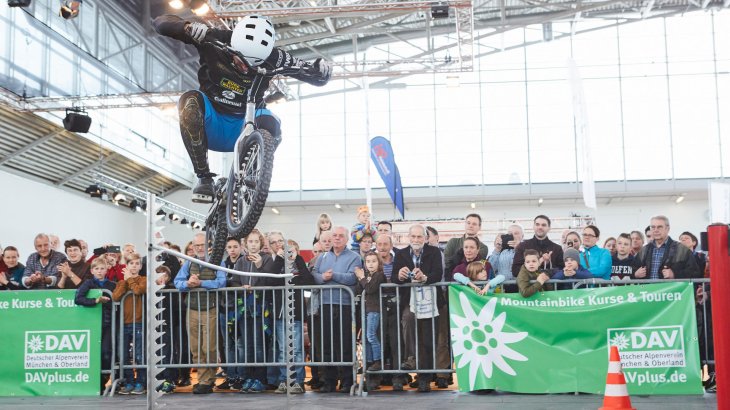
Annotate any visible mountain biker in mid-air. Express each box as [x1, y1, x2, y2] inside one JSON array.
[[153, 14, 332, 203]]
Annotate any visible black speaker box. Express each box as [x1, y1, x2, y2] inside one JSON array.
[[63, 112, 92, 133]]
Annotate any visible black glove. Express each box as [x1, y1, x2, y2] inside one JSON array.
[[312, 58, 332, 83]]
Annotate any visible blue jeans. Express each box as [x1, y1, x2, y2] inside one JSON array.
[[239, 314, 266, 382], [219, 312, 245, 379], [274, 319, 304, 384], [365, 312, 382, 362], [123, 323, 146, 384]]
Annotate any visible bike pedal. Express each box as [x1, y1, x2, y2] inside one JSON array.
[[191, 194, 214, 204]]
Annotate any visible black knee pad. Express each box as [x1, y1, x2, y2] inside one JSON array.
[[179, 91, 207, 145], [255, 115, 281, 139]]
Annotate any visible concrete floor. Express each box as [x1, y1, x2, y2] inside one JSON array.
[[0, 391, 716, 410]]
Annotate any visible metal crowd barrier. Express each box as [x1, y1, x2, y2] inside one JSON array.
[[357, 278, 714, 395], [112, 284, 358, 395]]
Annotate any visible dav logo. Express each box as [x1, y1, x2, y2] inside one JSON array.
[[607, 326, 686, 369], [26, 330, 89, 354], [25, 330, 90, 369]]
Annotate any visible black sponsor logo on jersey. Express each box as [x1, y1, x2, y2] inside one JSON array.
[[220, 78, 244, 94], [213, 96, 243, 107]]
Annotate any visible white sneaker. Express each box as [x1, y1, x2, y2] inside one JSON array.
[[274, 382, 287, 394], [290, 383, 304, 394]]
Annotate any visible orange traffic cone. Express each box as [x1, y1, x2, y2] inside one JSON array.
[[599, 345, 636, 410]]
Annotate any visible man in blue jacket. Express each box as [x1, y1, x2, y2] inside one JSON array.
[[311, 226, 361, 393]]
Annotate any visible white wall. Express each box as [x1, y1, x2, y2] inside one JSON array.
[[1, 169, 146, 259]]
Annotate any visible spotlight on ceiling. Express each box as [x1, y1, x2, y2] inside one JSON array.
[[538, 197, 544, 206], [156, 209, 167, 217], [271, 207, 280, 215], [8, 0, 32, 7], [191, 221, 202, 230], [112, 191, 126, 203], [334, 203, 342, 209], [85, 183, 103, 197], [190, 0, 209, 15], [180, 218, 190, 227], [169, 213, 181, 222], [128, 199, 146, 213], [470, 202, 476, 209], [168, 0, 184, 9], [675, 194, 685, 204], [430, 3, 449, 19]]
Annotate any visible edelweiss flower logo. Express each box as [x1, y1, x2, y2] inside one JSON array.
[[27, 335, 44, 353], [451, 293, 528, 389], [610, 332, 630, 350]]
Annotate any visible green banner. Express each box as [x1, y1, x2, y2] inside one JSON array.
[[0, 290, 102, 396], [448, 282, 703, 394]]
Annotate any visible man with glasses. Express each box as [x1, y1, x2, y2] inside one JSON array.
[[174, 233, 227, 394], [311, 226, 361, 393], [512, 215, 564, 277], [632, 215, 700, 280]]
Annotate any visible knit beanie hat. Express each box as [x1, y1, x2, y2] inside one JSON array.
[[564, 248, 580, 262]]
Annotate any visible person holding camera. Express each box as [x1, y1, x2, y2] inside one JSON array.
[[489, 224, 524, 281], [392, 225, 444, 392], [511, 215, 564, 278]]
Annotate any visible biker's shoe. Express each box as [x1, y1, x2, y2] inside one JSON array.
[[192, 174, 215, 203]]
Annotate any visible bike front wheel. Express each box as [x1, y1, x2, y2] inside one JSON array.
[[226, 129, 275, 238], [205, 201, 228, 266]]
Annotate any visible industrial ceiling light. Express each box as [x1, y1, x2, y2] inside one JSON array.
[[112, 191, 126, 203], [59, 0, 82, 20], [85, 183, 102, 197], [191, 221, 202, 230], [169, 213, 181, 221], [8, 0, 32, 7], [128, 199, 146, 213], [538, 197, 544, 206], [190, 0, 209, 15], [675, 194, 685, 204], [168, 0, 183, 9], [156, 209, 167, 217], [180, 218, 190, 227], [334, 203, 342, 209], [470, 202, 476, 209], [271, 207, 280, 215], [431, 3, 449, 19]]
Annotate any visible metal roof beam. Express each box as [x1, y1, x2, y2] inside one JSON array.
[[55, 152, 120, 187], [0, 130, 63, 166]]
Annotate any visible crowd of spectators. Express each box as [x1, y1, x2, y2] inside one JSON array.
[[0, 212, 714, 394]]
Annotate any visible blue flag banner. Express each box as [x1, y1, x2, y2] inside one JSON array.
[[370, 136, 405, 218]]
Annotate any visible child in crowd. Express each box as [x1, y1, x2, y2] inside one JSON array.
[[517, 249, 553, 298], [552, 248, 593, 289], [74, 258, 116, 394], [454, 260, 490, 295], [611, 233, 635, 280], [232, 229, 274, 394], [0, 246, 24, 290], [269, 239, 315, 394], [112, 253, 147, 395], [351, 205, 377, 252], [313, 213, 333, 245], [355, 251, 386, 373]]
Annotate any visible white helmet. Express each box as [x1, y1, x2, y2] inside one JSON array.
[[231, 15, 275, 67]]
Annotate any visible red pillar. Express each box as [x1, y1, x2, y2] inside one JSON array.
[[709, 223, 730, 408]]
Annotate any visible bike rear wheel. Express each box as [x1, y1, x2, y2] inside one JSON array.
[[205, 201, 228, 266], [226, 129, 275, 238]]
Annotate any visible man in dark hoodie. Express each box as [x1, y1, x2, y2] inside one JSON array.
[[511, 215, 564, 277]]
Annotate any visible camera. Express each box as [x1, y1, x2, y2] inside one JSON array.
[[566, 241, 574, 247], [407, 271, 414, 280], [107, 245, 121, 254], [501, 234, 514, 250]]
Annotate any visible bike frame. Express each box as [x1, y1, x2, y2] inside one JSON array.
[[233, 66, 269, 178]]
